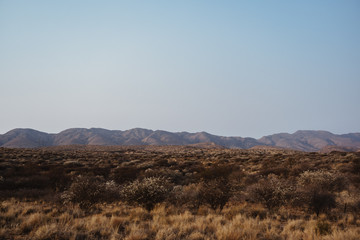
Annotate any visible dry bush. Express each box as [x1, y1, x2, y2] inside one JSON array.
[[288, 162, 312, 178], [199, 178, 232, 211], [259, 158, 290, 178], [15, 175, 51, 189], [198, 164, 233, 181], [259, 166, 290, 178], [293, 189, 336, 217], [110, 166, 141, 184], [243, 173, 260, 185], [247, 174, 294, 211], [190, 165, 234, 211], [121, 177, 172, 211], [61, 175, 120, 209], [47, 166, 71, 191], [143, 168, 184, 185], [353, 158, 360, 174], [296, 170, 345, 216], [298, 170, 346, 192], [170, 178, 232, 211], [310, 191, 336, 217], [168, 183, 202, 211]]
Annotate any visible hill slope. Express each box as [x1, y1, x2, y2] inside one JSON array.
[[258, 130, 360, 152], [1, 128, 360, 151]]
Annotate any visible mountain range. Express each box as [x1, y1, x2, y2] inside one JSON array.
[[1, 128, 360, 152]]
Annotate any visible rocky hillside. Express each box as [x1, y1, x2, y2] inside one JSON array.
[[1, 128, 359, 152]]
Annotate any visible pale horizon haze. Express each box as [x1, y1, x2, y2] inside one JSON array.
[[1, 1, 359, 138]]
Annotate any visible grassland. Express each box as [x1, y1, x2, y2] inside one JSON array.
[[1, 146, 360, 239]]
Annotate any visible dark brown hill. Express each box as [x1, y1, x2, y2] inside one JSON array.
[[1, 128, 360, 151]]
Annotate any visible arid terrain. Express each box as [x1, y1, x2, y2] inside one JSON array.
[[1, 145, 360, 239]]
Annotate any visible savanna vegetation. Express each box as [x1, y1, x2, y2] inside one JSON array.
[[1, 145, 360, 239]]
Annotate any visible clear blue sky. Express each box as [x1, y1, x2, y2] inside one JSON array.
[[1, 1, 359, 138]]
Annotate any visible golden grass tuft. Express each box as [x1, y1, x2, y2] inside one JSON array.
[[1, 200, 360, 240], [20, 212, 48, 233], [125, 223, 153, 240]]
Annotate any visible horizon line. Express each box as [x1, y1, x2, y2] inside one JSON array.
[[1, 127, 359, 139]]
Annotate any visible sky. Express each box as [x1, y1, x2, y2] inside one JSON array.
[[0, 1, 359, 138]]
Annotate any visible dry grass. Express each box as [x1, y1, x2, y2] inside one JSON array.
[[1, 200, 359, 240]]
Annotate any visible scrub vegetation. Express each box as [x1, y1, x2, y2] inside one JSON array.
[[1, 146, 360, 239]]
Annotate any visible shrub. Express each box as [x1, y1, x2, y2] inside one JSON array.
[[298, 170, 346, 192], [121, 177, 172, 211], [103, 180, 122, 203], [16, 175, 50, 189], [110, 166, 140, 184], [61, 175, 119, 209], [47, 166, 71, 191], [296, 170, 342, 216], [352, 158, 360, 175], [288, 162, 311, 178], [198, 165, 233, 181], [303, 190, 336, 216], [259, 166, 289, 178], [248, 174, 293, 211], [199, 178, 232, 211], [143, 168, 184, 185], [168, 183, 203, 211]]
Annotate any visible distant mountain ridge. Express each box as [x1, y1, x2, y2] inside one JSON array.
[[1, 128, 360, 152]]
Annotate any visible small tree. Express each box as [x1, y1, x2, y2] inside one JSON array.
[[121, 177, 172, 211]]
